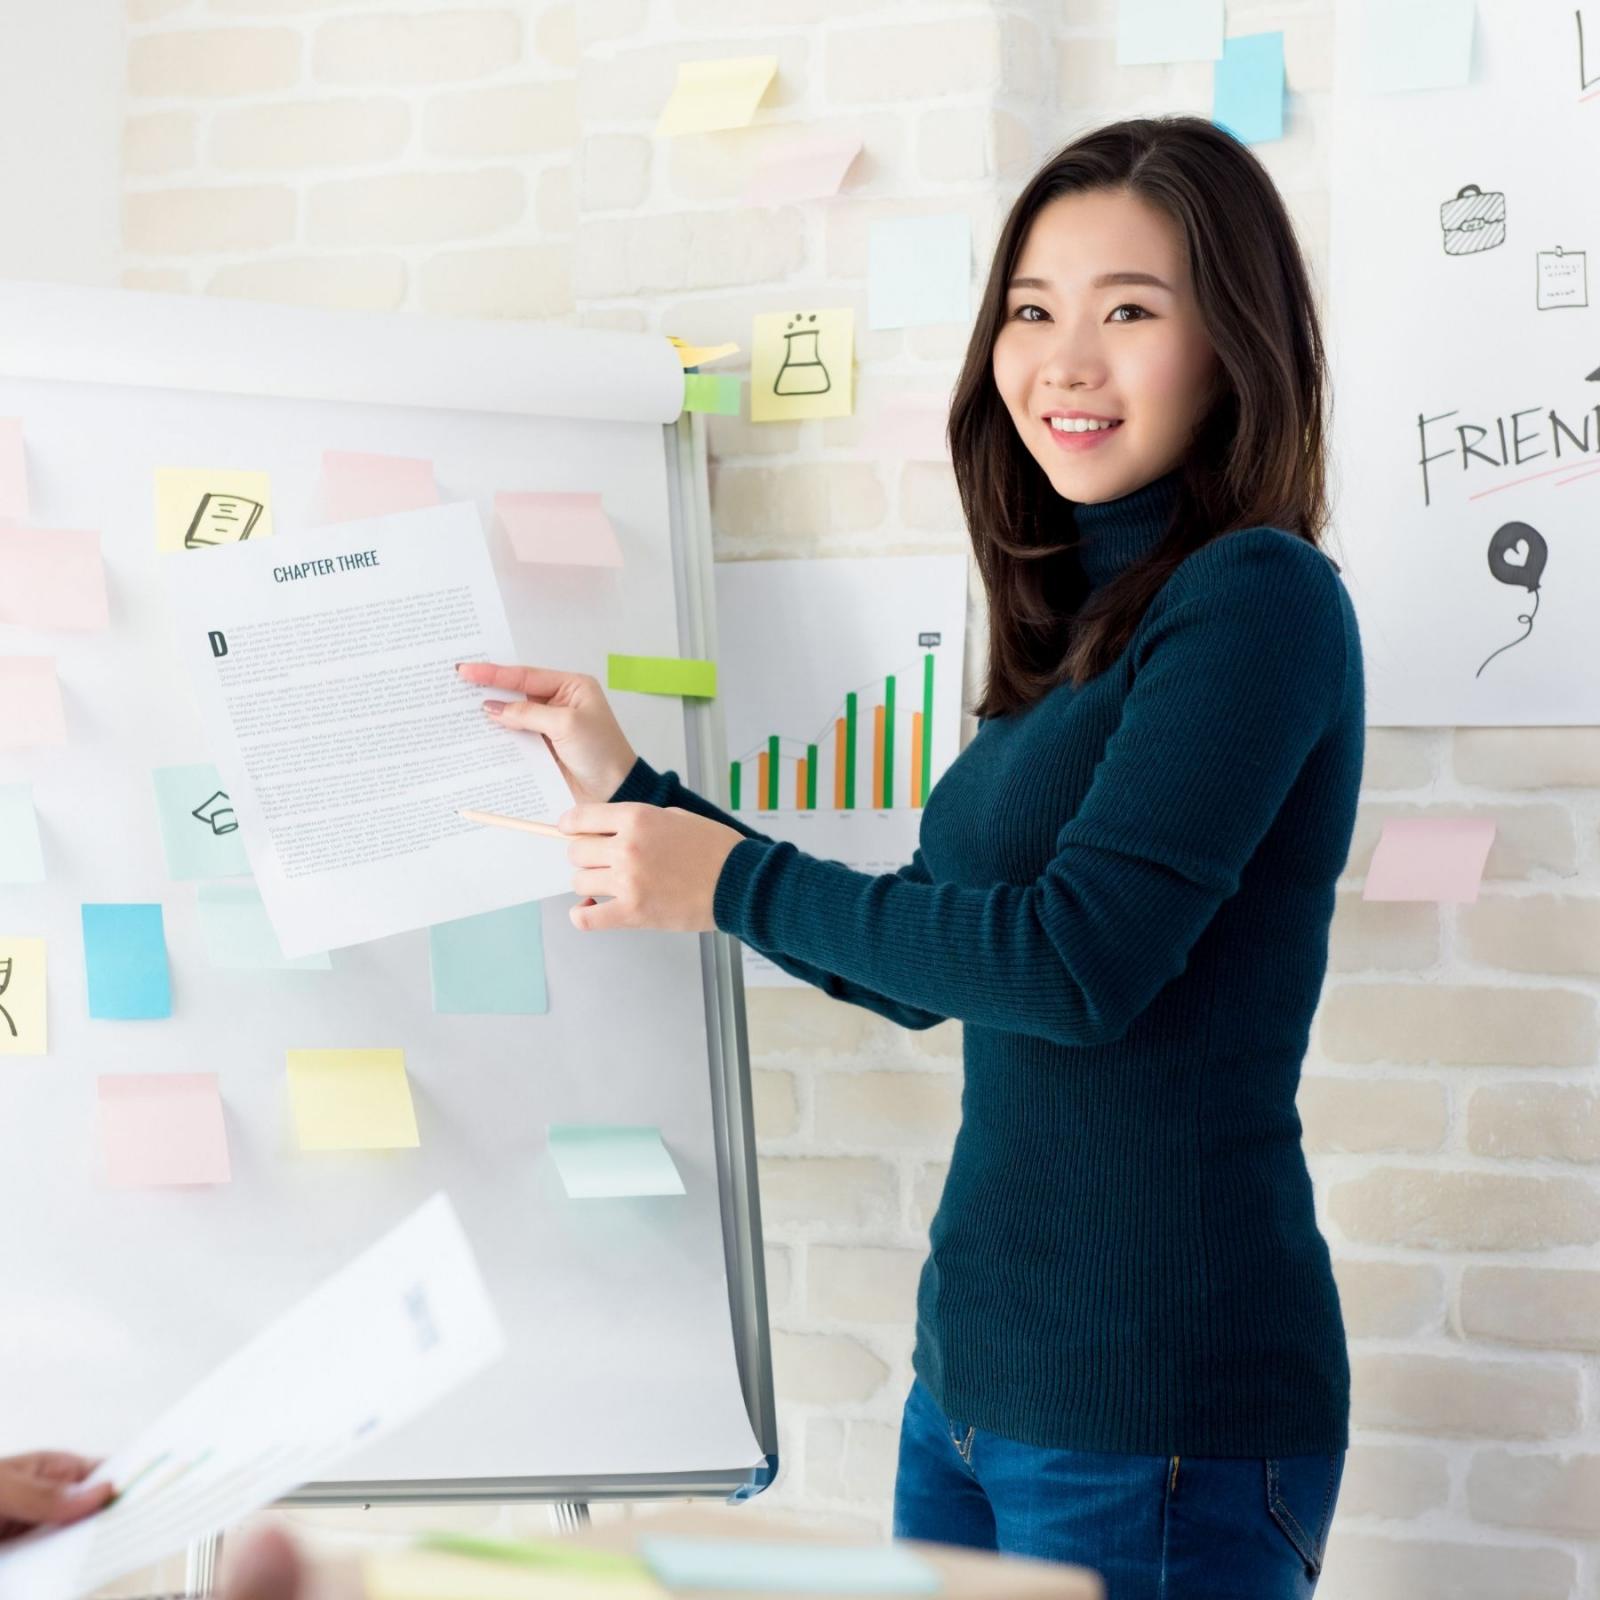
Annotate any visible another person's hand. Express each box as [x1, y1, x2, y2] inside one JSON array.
[[221, 1524, 359, 1600], [458, 662, 636, 804], [0, 1452, 112, 1543]]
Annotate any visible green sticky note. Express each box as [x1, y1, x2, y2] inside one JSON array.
[[607, 653, 717, 699], [82, 903, 171, 1020], [419, 1532, 648, 1580], [197, 883, 331, 971], [0, 783, 45, 882], [683, 372, 742, 415], [548, 1125, 685, 1199], [152, 764, 250, 880], [429, 902, 547, 1015]]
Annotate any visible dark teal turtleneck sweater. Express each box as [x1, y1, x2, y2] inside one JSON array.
[[612, 469, 1363, 1457]]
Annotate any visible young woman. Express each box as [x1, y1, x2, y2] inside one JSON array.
[[462, 115, 1361, 1599]]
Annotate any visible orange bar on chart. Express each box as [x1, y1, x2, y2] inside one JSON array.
[[795, 756, 808, 810], [834, 718, 847, 809], [910, 712, 925, 807], [872, 705, 886, 809], [757, 751, 770, 811]]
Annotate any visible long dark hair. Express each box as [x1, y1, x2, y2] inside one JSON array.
[[951, 116, 1333, 718]]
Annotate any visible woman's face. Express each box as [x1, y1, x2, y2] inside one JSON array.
[[991, 187, 1220, 506]]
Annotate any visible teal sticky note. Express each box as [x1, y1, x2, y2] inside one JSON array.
[[548, 1125, 685, 1199], [1362, 0, 1474, 93], [152, 764, 250, 880], [429, 902, 547, 1015], [683, 373, 742, 415], [82, 903, 171, 1020], [0, 783, 45, 883], [1213, 32, 1285, 145], [197, 883, 331, 971], [867, 214, 971, 331], [639, 1538, 940, 1595], [1116, 0, 1224, 65]]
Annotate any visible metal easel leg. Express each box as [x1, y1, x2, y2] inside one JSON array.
[[548, 1501, 591, 1533], [184, 1531, 223, 1596]]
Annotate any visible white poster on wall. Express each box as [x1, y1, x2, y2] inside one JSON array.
[[1329, 0, 1600, 724]]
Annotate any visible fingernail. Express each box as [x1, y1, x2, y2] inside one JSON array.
[[484, 701, 504, 717]]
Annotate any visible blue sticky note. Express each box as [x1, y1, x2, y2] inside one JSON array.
[[868, 214, 971, 331], [640, 1538, 940, 1595], [1213, 32, 1285, 145], [197, 883, 331, 971], [1116, 0, 1224, 65], [548, 1125, 685, 1199], [1362, 0, 1474, 93], [429, 901, 548, 1015], [151, 764, 250, 880], [82, 903, 171, 1020], [0, 783, 45, 883]]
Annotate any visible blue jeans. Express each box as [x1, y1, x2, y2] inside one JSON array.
[[893, 1378, 1343, 1600]]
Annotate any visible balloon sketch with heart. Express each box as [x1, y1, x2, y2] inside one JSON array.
[[1476, 519, 1549, 678]]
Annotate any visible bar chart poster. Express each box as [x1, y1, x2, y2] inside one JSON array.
[[713, 554, 969, 987]]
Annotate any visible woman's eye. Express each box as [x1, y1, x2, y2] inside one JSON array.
[[1011, 303, 1048, 322], [1109, 303, 1150, 322]]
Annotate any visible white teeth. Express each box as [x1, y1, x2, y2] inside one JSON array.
[[1049, 416, 1120, 433]]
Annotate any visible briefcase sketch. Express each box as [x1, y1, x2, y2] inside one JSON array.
[[1440, 184, 1506, 255]]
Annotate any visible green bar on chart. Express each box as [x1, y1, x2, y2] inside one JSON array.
[[805, 742, 818, 810], [921, 653, 934, 802], [729, 760, 741, 811], [844, 691, 858, 809], [766, 735, 779, 810], [883, 674, 896, 808], [606, 653, 717, 698]]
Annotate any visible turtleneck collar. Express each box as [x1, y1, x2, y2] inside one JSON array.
[[1072, 468, 1182, 589]]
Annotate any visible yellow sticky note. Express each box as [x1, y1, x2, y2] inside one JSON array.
[[667, 336, 740, 368], [154, 467, 274, 553], [286, 1048, 419, 1151], [655, 56, 777, 137], [750, 309, 854, 422], [366, 1549, 665, 1600], [0, 937, 47, 1056]]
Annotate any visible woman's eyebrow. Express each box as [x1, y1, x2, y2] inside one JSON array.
[[1006, 271, 1174, 291]]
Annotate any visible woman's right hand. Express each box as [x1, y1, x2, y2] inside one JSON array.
[[457, 662, 637, 804]]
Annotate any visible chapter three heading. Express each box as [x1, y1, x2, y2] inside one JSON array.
[[272, 549, 381, 583]]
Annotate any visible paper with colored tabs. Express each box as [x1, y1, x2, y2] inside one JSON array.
[[0, 784, 45, 883], [0, 656, 66, 751], [197, 883, 332, 971], [367, 1548, 664, 1600], [320, 450, 439, 523], [548, 1125, 685, 1200], [867, 213, 972, 331], [750, 308, 854, 422], [1117, 0, 1223, 64], [655, 55, 777, 137], [0, 937, 47, 1056], [82, 903, 171, 1021], [668, 336, 740, 368], [683, 373, 741, 416], [97, 1073, 231, 1188], [287, 1048, 419, 1151], [152, 763, 251, 880], [746, 135, 861, 205], [639, 1537, 940, 1596], [1363, 817, 1496, 902], [0, 418, 27, 522], [154, 467, 273, 553], [430, 902, 547, 1015], [1362, 0, 1474, 93], [607, 653, 716, 699], [1213, 32, 1285, 145], [494, 491, 622, 568], [0, 526, 109, 630]]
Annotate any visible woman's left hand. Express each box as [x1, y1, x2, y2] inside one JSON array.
[[560, 804, 744, 933]]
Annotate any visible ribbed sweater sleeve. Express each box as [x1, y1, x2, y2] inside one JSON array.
[[711, 531, 1347, 1048]]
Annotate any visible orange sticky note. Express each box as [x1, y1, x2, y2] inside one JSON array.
[[320, 450, 440, 522], [0, 656, 66, 750], [1363, 817, 1496, 902], [0, 418, 28, 522], [97, 1073, 231, 1188], [0, 526, 109, 630], [495, 491, 623, 567]]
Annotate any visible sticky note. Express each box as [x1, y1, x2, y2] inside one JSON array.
[[668, 336, 740, 368], [0, 785, 46, 883], [367, 1548, 663, 1600], [0, 937, 47, 1056], [683, 373, 742, 416], [419, 1533, 649, 1581], [494, 492, 622, 568], [82, 903, 171, 1021], [750, 308, 854, 422], [547, 1126, 685, 1199], [607, 653, 716, 698], [1116, 0, 1224, 65], [0, 526, 109, 630], [97, 1073, 231, 1188], [639, 1538, 940, 1595], [320, 450, 439, 522], [746, 136, 861, 205], [868, 393, 950, 460], [197, 883, 332, 971], [152, 764, 251, 880], [655, 56, 777, 137], [1363, 817, 1496, 903], [154, 467, 273, 553], [0, 656, 66, 751], [429, 903, 547, 1015], [868, 214, 972, 331], [0, 418, 27, 522], [287, 1048, 419, 1151], [1362, 0, 1474, 93], [1212, 32, 1285, 145]]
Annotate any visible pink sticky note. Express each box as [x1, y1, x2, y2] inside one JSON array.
[[0, 419, 28, 523], [867, 395, 951, 460], [495, 491, 623, 567], [1363, 817, 1497, 902], [97, 1073, 231, 1188], [0, 656, 66, 750], [319, 450, 439, 522], [0, 527, 109, 630], [746, 136, 862, 205]]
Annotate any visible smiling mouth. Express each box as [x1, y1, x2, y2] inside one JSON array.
[[1046, 417, 1123, 434]]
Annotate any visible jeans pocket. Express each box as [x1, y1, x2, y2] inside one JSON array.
[[1265, 1453, 1344, 1576]]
